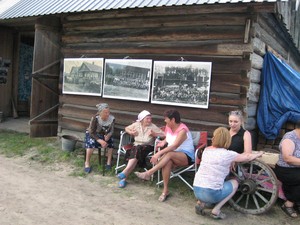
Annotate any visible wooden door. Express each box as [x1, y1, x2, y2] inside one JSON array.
[[29, 16, 61, 137]]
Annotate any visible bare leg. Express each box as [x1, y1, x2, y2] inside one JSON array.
[[144, 152, 187, 177], [106, 148, 113, 165], [162, 160, 173, 195], [122, 158, 138, 180], [211, 179, 238, 215], [85, 148, 94, 168], [135, 152, 188, 182]]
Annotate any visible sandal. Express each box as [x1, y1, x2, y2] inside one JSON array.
[[195, 204, 206, 216], [84, 166, 92, 173], [117, 172, 126, 180], [118, 179, 127, 188], [210, 211, 226, 220], [281, 204, 298, 218], [158, 192, 170, 202], [134, 172, 150, 181]]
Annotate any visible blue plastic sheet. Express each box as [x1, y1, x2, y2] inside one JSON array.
[[257, 52, 300, 139]]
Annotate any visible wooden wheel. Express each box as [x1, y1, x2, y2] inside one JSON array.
[[229, 159, 278, 214]]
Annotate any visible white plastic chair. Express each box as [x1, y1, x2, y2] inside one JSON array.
[[115, 131, 133, 174]]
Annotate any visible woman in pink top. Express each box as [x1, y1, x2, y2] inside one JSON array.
[[135, 109, 194, 202]]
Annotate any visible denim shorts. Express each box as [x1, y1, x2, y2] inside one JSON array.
[[85, 131, 114, 149], [193, 180, 233, 204]]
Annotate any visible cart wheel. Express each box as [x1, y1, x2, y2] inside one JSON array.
[[229, 159, 278, 214]]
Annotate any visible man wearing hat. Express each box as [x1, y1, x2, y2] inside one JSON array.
[[116, 110, 164, 188]]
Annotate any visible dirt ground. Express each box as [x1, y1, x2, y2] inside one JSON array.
[[0, 118, 298, 224], [0, 153, 299, 225]]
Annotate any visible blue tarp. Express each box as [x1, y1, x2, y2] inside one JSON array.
[[257, 52, 300, 140]]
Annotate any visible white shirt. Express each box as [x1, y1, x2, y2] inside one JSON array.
[[193, 147, 238, 190]]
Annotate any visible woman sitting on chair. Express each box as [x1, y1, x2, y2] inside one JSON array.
[[84, 103, 115, 173], [274, 120, 300, 218], [117, 110, 164, 188], [135, 109, 194, 202]]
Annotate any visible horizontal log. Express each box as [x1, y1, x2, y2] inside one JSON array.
[[247, 82, 260, 102], [62, 28, 244, 44], [62, 43, 253, 58], [63, 16, 247, 32], [248, 68, 261, 83], [250, 52, 264, 70], [64, 3, 276, 21]]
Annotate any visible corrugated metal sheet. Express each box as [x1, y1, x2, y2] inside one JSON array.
[[0, 0, 281, 19]]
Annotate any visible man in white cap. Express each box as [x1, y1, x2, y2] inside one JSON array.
[[116, 110, 164, 188]]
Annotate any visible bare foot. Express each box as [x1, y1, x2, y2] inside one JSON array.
[[134, 172, 150, 181]]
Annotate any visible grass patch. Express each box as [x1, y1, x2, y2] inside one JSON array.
[[0, 130, 84, 172]]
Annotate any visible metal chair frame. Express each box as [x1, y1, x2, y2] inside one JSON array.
[[156, 131, 208, 190]]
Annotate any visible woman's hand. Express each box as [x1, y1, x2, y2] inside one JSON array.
[[150, 153, 159, 165], [104, 135, 110, 142], [98, 139, 108, 148], [156, 141, 165, 149]]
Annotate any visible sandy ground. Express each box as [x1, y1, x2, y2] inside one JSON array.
[[0, 154, 299, 225]]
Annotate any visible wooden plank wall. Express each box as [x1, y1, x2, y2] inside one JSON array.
[[58, 4, 276, 144], [0, 27, 14, 118], [250, 13, 300, 151]]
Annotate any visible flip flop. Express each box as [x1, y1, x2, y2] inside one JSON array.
[[158, 192, 170, 202], [117, 172, 126, 180], [210, 211, 226, 220], [118, 179, 127, 188], [84, 167, 92, 173]]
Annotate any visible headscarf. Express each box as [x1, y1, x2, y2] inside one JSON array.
[[96, 103, 109, 112], [136, 110, 151, 122]]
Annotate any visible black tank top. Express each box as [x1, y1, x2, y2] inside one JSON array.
[[228, 128, 245, 154]]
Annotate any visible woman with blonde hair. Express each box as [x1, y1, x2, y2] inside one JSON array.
[[193, 127, 263, 219], [228, 110, 252, 154]]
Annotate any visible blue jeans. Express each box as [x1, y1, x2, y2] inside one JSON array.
[[193, 181, 233, 204]]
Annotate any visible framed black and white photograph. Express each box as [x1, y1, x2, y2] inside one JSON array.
[[151, 61, 212, 108], [63, 58, 104, 96], [103, 59, 152, 101]]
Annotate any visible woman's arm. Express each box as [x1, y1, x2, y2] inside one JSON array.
[[234, 151, 263, 163], [156, 129, 187, 157], [243, 130, 252, 154], [125, 123, 138, 136], [281, 139, 300, 166]]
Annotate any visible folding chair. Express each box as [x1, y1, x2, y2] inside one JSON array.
[[115, 130, 160, 181], [115, 131, 134, 174], [156, 131, 208, 190]]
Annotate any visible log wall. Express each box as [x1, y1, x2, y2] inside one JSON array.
[[248, 13, 300, 151], [59, 5, 258, 143], [57, 3, 300, 149]]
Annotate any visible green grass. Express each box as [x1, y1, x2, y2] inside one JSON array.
[[0, 130, 85, 174]]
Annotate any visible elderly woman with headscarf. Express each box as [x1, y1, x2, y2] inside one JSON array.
[[84, 103, 115, 173], [117, 110, 164, 188]]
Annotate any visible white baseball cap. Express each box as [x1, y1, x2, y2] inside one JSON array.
[[136, 110, 151, 122]]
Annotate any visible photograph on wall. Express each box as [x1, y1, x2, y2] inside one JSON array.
[[103, 59, 152, 101], [63, 58, 103, 96], [151, 61, 212, 108]]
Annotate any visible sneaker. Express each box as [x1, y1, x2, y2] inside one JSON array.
[[105, 164, 112, 170], [210, 211, 226, 220]]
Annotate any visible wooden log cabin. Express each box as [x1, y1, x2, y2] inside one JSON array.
[[0, 0, 300, 151]]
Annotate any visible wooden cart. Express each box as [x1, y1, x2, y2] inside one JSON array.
[[228, 152, 285, 214]]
